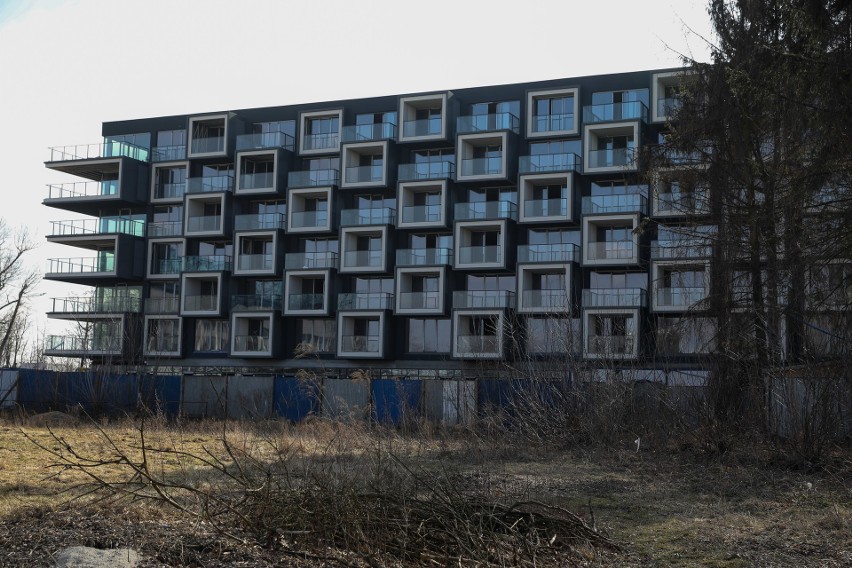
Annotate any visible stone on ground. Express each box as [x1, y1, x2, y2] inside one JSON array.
[[54, 546, 139, 567]]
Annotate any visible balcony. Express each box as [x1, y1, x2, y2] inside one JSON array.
[[236, 253, 273, 272], [397, 291, 442, 311], [186, 175, 234, 194], [655, 287, 707, 309], [457, 113, 519, 134], [587, 147, 637, 170], [453, 290, 515, 309], [522, 198, 568, 219], [147, 221, 182, 237], [582, 101, 649, 123], [49, 295, 142, 315], [396, 248, 452, 266], [521, 289, 571, 311], [152, 145, 186, 162], [457, 246, 502, 265], [454, 201, 517, 221], [402, 118, 442, 139], [236, 130, 295, 151], [47, 256, 115, 275], [654, 191, 710, 216], [182, 255, 232, 272], [190, 136, 225, 155], [234, 213, 286, 231], [341, 123, 397, 142], [287, 293, 325, 312], [518, 153, 580, 174], [284, 252, 338, 270], [288, 169, 339, 188], [400, 204, 442, 225], [46, 180, 119, 199], [153, 180, 186, 201], [530, 113, 574, 135], [657, 97, 682, 120], [232, 294, 283, 312], [343, 165, 384, 185], [48, 141, 149, 163], [340, 335, 381, 354], [650, 241, 712, 260], [398, 161, 455, 181], [585, 241, 635, 262], [302, 132, 339, 152], [517, 243, 578, 263], [456, 335, 499, 356], [586, 335, 635, 356], [182, 294, 219, 312], [151, 259, 182, 276], [342, 250, 384, 270], [232, 334, 270, 353], [185, 215, 222, 233], [238, 172, 276, 192], [340, 208, 396, 226], [144, 297, 180, 314], [582, 288, 647, 308], [289, 211, 329, 231], [582, 194, 647, 215], [460, 156, 503, 178], [49, 217, 145, 238], [45, 334, 122, 355], [338, 293, 394, 310], [145, 333, 180, 355]]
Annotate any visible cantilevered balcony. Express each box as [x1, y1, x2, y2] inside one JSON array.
[[288, 169, 339, 188], [341, 123, 397, 142], [338, 293, 394, 311], [234, 212, 286, 231], [46, 180, 118, 200], [456, 112, 519, 134], [186, 175, 234, 194], [231, 294, 283, 312], [48, 141, 149, 163], [582, 288, 647, 309], [182, 255, 232, 272], [48, 294, 142, 317], [236, 130, 295, 151], [518, 152, 580, 174], [45, 254, 137, 284], [517, 243, 579, 263], [340, 208, 396, 226], [453, 290, 515, 309], [48, 217, 145, 238], [45, 334, 123, 357], [454, 201, 517, 222], [582, 194, 647, 215], [284, 251, 338, 270], [582, 101, 649, 123], [397, 161, 455, 181], [396, 248, 452, 266]]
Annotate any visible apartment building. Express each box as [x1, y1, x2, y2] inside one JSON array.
[[41, 68, 728, 377]]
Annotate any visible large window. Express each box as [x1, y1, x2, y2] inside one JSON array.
[[407, 318, 451, 353]]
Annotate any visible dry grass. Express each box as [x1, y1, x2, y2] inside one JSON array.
[[0, 416, 849, 566]]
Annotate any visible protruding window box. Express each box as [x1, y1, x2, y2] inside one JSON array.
[[147, 239, 184, 279], [651, 262, 710, 312], [526, 88, 578, 138], [299, 110, 343, 155], [339, 226, 390, 273], [582, 101, 649, 123], [399, 93, 451, 142], [582, 214, 641, 266], [582, 193, 647, 215], [230, 313, 278, 358], [517, 243, 579, 263], [452, 310, 505, 359], [181, 274, 225, 316], [287, 187, 333, 233], [396, 248, 453, 267], [456, 132, 515, 182], [582, 288, 647, 309], [231, 294, 283, 312], [285, 269, 333, 315], [235, 149, 290, 195], [453, 290, 515, 310], [517, 264, 573, 314], [236, 130, 295, 152], [583, 309, 640, 360], [287, 169, 340, 188], [234, 212, 286, 231], [151, 163, 188, 202], [337, 293, 394, 311], [44, 151, 148, 213], [456, 112, 519, 135], [234, 232, 279, 276], [185, 193, 229, 237], [518, 171, 575, 223], [337, 311, 388, 359], [340, 208, 396, 227], [143, 317, 182, 357], [284, 252, 339, 270], [652, 173, 710, 216], [397, 180, 448, 228], [454, 220, 510, 270], [583, 122, 641, 174], [652, 71, 690, 123], [395, 266, 446, 315], [518, 153, 580, 174], [188, 114, 230, 158], [341, 122, 397, 142], [454, 201, 517, 222], [341, 141, 392, 188], [397, 161, 455, 181]]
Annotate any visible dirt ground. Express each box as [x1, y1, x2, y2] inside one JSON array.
[[0, 419, 849, 567]]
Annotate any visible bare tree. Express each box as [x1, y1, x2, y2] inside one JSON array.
[[0, 220, 39, 366]]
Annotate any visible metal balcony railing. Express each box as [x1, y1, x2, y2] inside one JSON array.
[[338, 292, 394, 310], [284, 251, 338, 270], [147, 221, 182, 237], [144, 297, 180, 314], [302, 132, 339, 151], [582, 288, 647, 308], [234, 213, 286, 231], [582, 101, 649, 123], [397, 161, 454, 181], [518, 152, 580, 174], [582, 193, 647, 214], [517, 243, 578, 263], [288, 169, 339, 187], [49, 217, 145, 238], [340, 208, 396, 226], [186, 175, 234, 193], [232, 294, 282, 312], [341, 122, 397, 142], [182, 255, 232, 272], [48, 141, 149, 162], [457, 112, 519, 134], [235, 130, 295, 151], [48, 256, 115, 274], [454, 201, 517, 221], [50, 295, 142, 314], [530, 112, 573, 134], [152, 145, 186, 162], [453, 290, 515, 309], [396, 248, 452, 266], [46, 180, 119, 199]]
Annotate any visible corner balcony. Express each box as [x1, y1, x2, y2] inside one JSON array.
[[453, 290, 515, 309], [46, 256, 118, 283], [234, 212, 286, 231], [47, 141, 150, 164], [396, 248, 452, 266], [232, 294, 283, 312], [582, 288, 647, 309], [182, 255, 232, 272], [340, 208, 396, 226], [48, 217, 145, 239], [44, 179, 143, 214], [654, 287, 707, 310], [186, 175, 234, 194], [337, 292, 394, 311], [152, 145, 186, 162], [398, 161, 455, 181], [44, 334, 123, 357], [147, 221, 183, 237], [236, 130, 295, 151], [518, 153, 580, 174], [517, 243, 578, 263], [650, 241, 712, 260], [582, 101, 649, 123], [48, 295, 142, 317], [454, 201, 517, 221], [341, 123, 397, 142], [582, 194, 647, 215], [457, 112, 519, 134], [288, 169, 339, 188], [284, 251, 338, 270]]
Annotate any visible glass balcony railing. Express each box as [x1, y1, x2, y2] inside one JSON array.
[[460, 156, 504, 177], [190, 136, 225, 155], [586, 241, 636, 261], [238, 172, 276, 191], [397, 291, 442, 310], [237, 253, 273, 271], [236, 130, 295, 151], [396, 248, 452, 266], [50, 295, 142, 314], [401, 204, 442, 224], [587, 148, 637, 169], [287, 293, 325, 311], [655, 287, 707, 308], [530, 113, 573, 134], [453, 290, 515, 309], [46, 335, 121, 353], [655, 192, 710, 215], [288, 169, 339, 187], [456, 335, 499, 354], [46, 180, 119, 200], [182, 294, 220, 312], [454, 201, 517, 221], [147, 221, 182, 237], [152, 259, 182, 275], [582, 288, 647, 308], [457, 112, 519, 134], [342, 250, 384, 269], [153, 182, 186, 200], [344, 165, 384, 184], [145, 335, 180, 354], [48, 256, 115, 274], [657, 97, 682, 118], [341, 122, 397, 142], [582, 193, 647, 214], [186, 175, 234, 193], [48, 141, 149, 163], [457, 246, 502, 265], [233, 335, 270, 353], [402, 117, 442, 138], [182, 255, 232, 272], [338, 292, 394, 310], [340, 334, 381, 353], [397, 161, 455, 181], [302, 132, 339, 151], [582, 101, 649, 123], [517, 243, 578, 263], [284, 251, 338, 270], [185, 215, 222, 233], [522, 290, 570, 310], [518, 153, 580, 174], [289, 210, 328, 230], [144, 297, 180, 314], [650, 241, 712, 259], [234, 213, 286, 231], [49, 217, 145, 237], [340, 208, 396, 226], [587, 335, 634, 355], [523, 198, 568, 219], [232, 294, 282, 312], [152, 145, 186, 162]]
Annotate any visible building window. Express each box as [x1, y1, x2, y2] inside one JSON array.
[[298, 319, 336, 354], [194, 319, 229, 352], [407, 318, 451, 353]]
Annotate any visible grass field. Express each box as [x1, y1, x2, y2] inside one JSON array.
[[0, 414, 849, 567]]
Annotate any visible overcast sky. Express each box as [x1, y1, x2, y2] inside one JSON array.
[[0, 0, 715, 345]]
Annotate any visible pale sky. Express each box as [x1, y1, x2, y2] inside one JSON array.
[[0, 0, 714, 347]]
